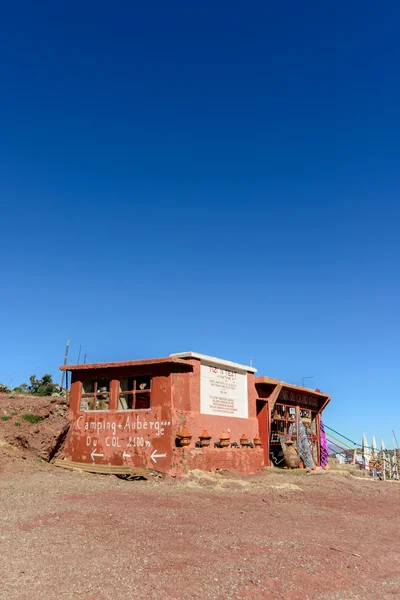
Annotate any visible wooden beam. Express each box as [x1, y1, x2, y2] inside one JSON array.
[[53, 458, 152, 477]]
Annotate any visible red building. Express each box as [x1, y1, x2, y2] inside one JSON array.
[[60, 352, 330, 475]]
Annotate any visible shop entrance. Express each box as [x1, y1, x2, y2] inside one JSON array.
[[255, 378, 329, 470], [270, 400, 320, 468]]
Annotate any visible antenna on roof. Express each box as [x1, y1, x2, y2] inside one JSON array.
[[77, 345, 82, 364], [250, 357, 253, 367]]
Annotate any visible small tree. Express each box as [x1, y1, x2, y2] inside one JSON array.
[[12, 383, 30, 394], [29, 374, 59, 397]]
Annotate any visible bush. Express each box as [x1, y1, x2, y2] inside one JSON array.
[[0, 383, 11, 394], [12, 383, 30, 394], [29, 374, 59, 397], [15, 422, 21, 427], [1, 415, 10, 421], [22, 413, 42, 424]]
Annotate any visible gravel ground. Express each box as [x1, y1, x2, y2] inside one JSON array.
[[1, 464, 400, 600]]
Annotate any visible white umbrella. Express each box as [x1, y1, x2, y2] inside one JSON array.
[[362, 433, 371, 470], [371, 436, 377, 457], [392, 453, 398, 480], [381, 439, 386, 453]]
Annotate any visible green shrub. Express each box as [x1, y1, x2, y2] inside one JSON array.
[[12, 384, 30, 394], [22, 413, 42, 424], [15, 422, 21, 427], [29, 374, 59, 396], [1, 415, 10, 421]]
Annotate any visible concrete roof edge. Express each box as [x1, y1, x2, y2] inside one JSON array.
[[169, 352, 257, 373], [255, 376, 280, 385]]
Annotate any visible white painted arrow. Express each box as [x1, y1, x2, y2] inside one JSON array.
[[150, 449, 167, 463], [90, 449, 104, 461], [122, 452, 131, 460]]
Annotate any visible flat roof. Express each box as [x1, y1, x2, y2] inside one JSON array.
[[255, 376, 330, 411], [169, 352, 257, 373], [60, 357, 190, 371], [255, 376, 328, 397]]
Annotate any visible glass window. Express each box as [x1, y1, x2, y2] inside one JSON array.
[[81, 378, 110, 411], [118, 375, 151, 410]]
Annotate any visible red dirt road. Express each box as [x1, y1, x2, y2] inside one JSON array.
[[1, 466, 400, 600]]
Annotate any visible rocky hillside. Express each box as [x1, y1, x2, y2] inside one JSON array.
[[0, 392, 69, 473]]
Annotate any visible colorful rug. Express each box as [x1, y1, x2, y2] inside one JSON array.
[[297, 418, 314, 469], [320, 420, 329, 468]]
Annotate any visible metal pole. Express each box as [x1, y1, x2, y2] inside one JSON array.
[[77, 345, 82, 364], [60, 340, 70, 389]]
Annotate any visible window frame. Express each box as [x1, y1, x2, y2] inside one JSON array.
[[117, 375, 152, 411], [78, 374, 152, 413], [80, 378, 111, 412]]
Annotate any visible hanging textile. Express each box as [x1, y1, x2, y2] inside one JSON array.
[[297, 418, 314, 469], [320, 420, 329, 468]]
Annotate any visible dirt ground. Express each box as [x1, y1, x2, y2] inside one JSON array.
[[1, 392, 399, 599], [1, 457, 400, 600]]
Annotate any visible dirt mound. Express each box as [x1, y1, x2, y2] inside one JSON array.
[[0, 392, 69, 473]]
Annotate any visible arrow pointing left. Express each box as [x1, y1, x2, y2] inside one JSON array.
[[150, 449, 167, 463], [91, 449, 104, 461]]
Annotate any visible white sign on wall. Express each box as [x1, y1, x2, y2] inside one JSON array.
[[200, 363, 248, 419]]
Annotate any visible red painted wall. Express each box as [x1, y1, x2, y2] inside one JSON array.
[[172, 359, 260, 448], [63, 360, 264, 475], [64, 365, 175, 472]]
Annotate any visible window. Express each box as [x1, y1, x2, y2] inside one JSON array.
[[118, 375, 151, 410], [81, 378, 110, 411], [273, 403, 296, 423]]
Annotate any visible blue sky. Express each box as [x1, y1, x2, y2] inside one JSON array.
[[1, 2, 400, 448]]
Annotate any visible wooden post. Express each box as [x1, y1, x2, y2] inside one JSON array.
[[60, 340, 70, 390]]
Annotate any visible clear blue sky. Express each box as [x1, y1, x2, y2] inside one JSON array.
[[1, 2, 399, 448]]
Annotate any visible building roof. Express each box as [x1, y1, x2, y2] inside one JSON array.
[[255, 376, 328, 396], [255, 376, 330, 411], [169, 351, 257, 373], [60, 357, 190, 372]]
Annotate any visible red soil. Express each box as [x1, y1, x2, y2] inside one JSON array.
[[1, 463, 399, 599]]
